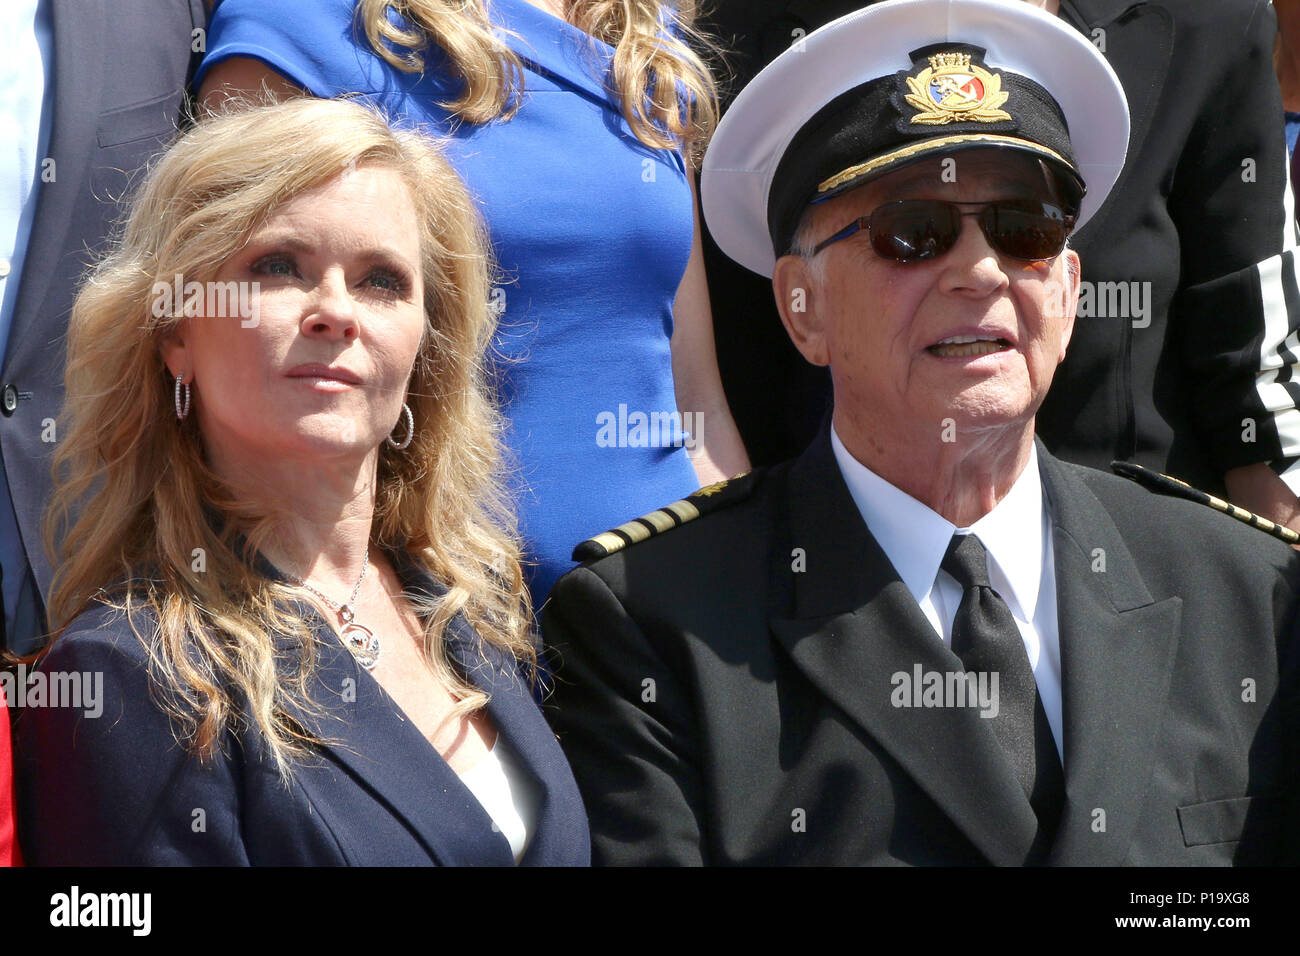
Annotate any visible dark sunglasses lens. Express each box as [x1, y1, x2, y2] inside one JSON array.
[[869, 201, 962, 262], [983, 201, 1069, 260]]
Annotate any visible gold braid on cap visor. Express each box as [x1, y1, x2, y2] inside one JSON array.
[[817, 133, 1073, 195]]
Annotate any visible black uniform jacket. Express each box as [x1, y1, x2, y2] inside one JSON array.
[[543, 427, 1300, 865]]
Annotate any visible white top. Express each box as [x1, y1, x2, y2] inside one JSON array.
[[456, 734, 540, 863], [830, 426, 1064, 761]]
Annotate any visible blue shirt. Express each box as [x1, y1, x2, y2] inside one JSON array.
[[199, 0, 702, 604]]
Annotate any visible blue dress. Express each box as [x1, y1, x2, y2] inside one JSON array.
[[198, 0, 701, 604]]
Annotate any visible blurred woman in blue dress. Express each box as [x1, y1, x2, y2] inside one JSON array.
[[198, 0, 750, 605]]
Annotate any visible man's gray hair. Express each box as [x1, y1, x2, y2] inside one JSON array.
[[786, 207, 827, 285], [1063, 237, 1079, 278]]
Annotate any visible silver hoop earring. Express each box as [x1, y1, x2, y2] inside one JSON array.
[[174, 374, 191, 421], [387, 402, 414, 450]]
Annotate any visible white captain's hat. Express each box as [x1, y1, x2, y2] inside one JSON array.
[[701, 0, 1130, 277]]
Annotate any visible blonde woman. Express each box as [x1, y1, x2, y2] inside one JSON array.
[[197, 0, 751, 605], [15, 98, 589, 866]]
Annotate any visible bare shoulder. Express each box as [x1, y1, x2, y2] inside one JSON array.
[[198, 56, 304, 110]]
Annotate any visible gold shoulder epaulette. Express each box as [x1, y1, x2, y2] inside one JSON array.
[[572, 473, 758, 562], [1111, 461, 1300, 545]]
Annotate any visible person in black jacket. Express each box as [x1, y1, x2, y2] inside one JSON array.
[[699, 0, 1300, 534], [544, 0, 1300, 866]]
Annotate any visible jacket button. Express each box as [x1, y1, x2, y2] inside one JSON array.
[[2, 384, 17, 416]]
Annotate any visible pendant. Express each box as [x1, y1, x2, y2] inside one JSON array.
[[338, 605, 380, 670]]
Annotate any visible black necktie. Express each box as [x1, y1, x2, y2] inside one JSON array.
[[942, 533, 1064, 856]]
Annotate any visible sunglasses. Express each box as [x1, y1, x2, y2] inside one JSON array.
[[810, 198, 1076, 263]]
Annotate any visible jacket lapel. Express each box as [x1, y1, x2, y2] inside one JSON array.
[[281, 619, 515, 865], [769, 429, 1041, 865], [448, 622, 586, 865], [264, 550, 517, 866], [1036, 445, 1181, 865], [396, 554, 586, 866], [6, 0, 105, 369]]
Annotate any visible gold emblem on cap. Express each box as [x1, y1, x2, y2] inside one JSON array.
[[905, 52, 1011, 125]]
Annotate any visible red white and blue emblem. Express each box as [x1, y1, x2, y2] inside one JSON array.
[[906, 52, 1011, 125], [929, 72, 985, 109]]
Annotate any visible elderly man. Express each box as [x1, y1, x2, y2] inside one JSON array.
[[543, 0, 1300, 866]]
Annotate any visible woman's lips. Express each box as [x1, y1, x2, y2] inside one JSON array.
[[285, 363, 362, 385]]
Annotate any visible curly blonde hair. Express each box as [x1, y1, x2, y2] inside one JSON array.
[[359, 0, 720, 160], [43, 97, 532, 776]]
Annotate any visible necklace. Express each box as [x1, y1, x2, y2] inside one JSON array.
[[282, 550, 381, 670]]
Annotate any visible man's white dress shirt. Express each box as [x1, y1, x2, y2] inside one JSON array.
[[830, 425, 1064, 760]]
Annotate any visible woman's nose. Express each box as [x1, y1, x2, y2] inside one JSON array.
[[301, 270, 360, 340]]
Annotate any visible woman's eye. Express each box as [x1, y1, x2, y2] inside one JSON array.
[[250, 254, 296, 278], [365, 269, 409, 296]]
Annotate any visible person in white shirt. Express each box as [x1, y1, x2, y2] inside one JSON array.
[[542, 0, 1300, 866]]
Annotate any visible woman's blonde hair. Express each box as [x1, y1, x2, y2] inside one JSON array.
[[359, 0, 719, 160], [44, 96, 533, 776]]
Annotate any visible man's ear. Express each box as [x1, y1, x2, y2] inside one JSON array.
[[772, 254, 831, 367], [1057, 247, 1082, 361]]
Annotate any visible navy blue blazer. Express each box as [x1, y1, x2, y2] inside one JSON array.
[[15, 550, 590, 865]]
